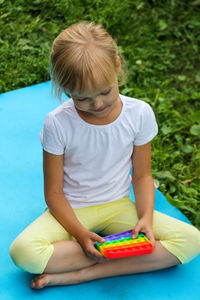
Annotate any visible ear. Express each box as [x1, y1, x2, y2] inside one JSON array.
[[116, 55, 121, 73]]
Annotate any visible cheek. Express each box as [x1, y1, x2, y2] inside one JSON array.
[[75, 101, 89, 110], [109, 90, 119, 104]]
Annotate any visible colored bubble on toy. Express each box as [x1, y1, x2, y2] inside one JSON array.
[[95, 230, 153, 259]]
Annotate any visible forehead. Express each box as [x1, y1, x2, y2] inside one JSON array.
[[70, 72, 116, 98]]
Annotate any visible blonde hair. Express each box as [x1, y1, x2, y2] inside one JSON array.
[[50, 22, 126, 100]]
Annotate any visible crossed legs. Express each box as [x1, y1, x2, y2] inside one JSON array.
[[30, 239, 180, 289], [10, 198, 200, 289]]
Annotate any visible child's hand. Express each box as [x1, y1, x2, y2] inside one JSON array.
[[77, 231, 108, 263], [132, 218, 155, 247]]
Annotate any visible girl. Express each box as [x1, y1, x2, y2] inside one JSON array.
[[10, 22, 200, 289]]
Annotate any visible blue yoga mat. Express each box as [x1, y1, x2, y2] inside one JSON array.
[[0, 81, 199, 300]]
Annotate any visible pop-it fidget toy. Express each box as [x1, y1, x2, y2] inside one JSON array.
[[95, 230, 153, 259]]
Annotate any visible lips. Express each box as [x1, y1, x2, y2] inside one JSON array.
[[94, 106, 107, 112]]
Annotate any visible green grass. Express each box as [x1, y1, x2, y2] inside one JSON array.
[[1, 0, 200, 227]]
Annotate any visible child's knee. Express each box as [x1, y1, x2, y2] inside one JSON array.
[[10, 234, 54, 274], [160, 223, 200, 264], [183, 225, 200, 261]]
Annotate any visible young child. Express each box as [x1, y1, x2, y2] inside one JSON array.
[[10, 22, 200, 289]]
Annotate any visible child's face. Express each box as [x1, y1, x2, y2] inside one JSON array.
[[70, 79, 120, 118]]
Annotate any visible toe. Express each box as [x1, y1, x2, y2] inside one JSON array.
[[30, 279, 37, 289], [31, 275, 47, 289]]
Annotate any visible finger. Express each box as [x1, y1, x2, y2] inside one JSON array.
[[87, 248, 108, 262], [145, 231, 155, 247], [89, 255, 108, 263], [149, 236, 156, 247], [87, 243, 106, 258], [94, 254, 109, 263]]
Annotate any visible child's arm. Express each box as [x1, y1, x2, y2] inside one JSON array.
[[131, 142, 155, 246], [43, 150, 106, 261]]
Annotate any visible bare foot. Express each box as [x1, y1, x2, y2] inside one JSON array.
[[30, 272, 80, 289]]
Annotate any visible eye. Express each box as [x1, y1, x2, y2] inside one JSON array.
[[101, 89, 111, 96], [77, 98, 90, 102]]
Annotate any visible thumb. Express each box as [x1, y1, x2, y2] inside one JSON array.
[[132, 227, 139, 239], [92, 233, 106, 244]]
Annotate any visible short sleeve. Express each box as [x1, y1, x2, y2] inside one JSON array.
[[39, 113, 66, 155], [134, 103, 158, 146]]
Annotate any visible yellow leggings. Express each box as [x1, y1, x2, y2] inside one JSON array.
[[10, 197, 200, 274]]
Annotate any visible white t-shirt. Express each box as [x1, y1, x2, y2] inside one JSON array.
[[39, 94, 158, 208]]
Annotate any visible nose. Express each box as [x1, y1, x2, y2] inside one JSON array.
[[92, 97, 104, 110]]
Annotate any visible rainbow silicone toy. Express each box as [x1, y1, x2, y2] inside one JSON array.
[[95, 230, 153, 259]]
